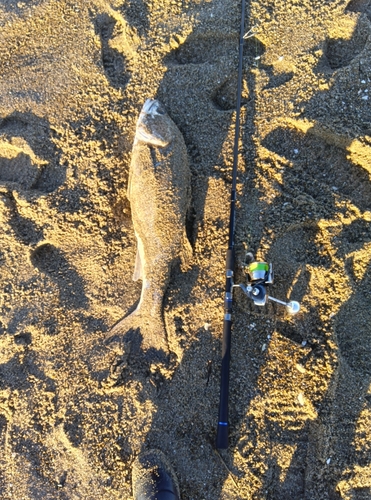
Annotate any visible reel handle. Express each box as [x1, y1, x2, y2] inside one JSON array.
[[268, 296, 300, 314]]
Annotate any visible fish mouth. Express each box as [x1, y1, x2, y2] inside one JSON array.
[[135, 99, 173, 147], [142, 98, 157, 115], [141, 98, 166, 117]]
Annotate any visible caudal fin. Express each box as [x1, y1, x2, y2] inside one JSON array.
[[105, 309, 169, 359]]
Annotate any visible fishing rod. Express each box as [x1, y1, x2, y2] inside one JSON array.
[[216, 0, 300, 449]]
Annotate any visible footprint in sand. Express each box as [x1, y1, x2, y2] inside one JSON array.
[[165, 31, 265, 68], [118, 0, 150, 39], [0, 1, 45, 14], [262, 125, 371, 212], [0, 139, 42, 190], [335, 219, 371, 376], [94, 14, 131, 90], [262, 63, 295, 90], [212, 74, 250, 111], [212, 65, 295, 110], [166, 32, 239, 65], [346, 0, 371, 21], [4, 192, 44, 246], [324, 12, 370, 70], [0, 113, 65, 193], [264, 123, 371, 374], [167, 32, 253, 111], [63, 408, 84, 447], [30, 243, 88, 309], [166, 32, 293, 111]]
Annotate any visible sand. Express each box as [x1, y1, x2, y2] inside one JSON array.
[[0, 0, 370, 499]]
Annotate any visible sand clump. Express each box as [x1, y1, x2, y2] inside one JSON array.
[[0, 0, 370, 499]]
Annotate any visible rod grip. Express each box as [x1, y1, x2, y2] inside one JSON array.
[[216, 422, 229, 449], [216, 315, 232, 449]]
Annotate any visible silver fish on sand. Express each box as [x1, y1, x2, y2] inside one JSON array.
[[106, 99, 192, 354]]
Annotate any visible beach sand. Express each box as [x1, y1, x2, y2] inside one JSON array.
[[0, 0, 371, 498]]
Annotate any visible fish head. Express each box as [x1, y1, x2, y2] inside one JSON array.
[[135, 99, 176, 148]]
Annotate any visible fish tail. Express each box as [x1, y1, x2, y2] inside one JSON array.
[[105, 309, 169, 357]]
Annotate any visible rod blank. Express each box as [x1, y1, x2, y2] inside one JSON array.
[[216, 0, 246, 450]]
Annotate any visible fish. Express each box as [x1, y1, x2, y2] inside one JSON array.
[[106, 98, 192, 356]]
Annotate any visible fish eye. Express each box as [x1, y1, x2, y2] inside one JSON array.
[[155, 104, 166, 115]]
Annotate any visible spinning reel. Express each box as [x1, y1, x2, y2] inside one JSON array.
[[233, 255, 300, 314]]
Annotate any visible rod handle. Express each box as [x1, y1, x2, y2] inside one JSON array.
[[216, 422, 229, 449], [216, 315, 232, 449]]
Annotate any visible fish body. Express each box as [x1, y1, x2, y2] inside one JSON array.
[[107, 99, 191, 354]]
